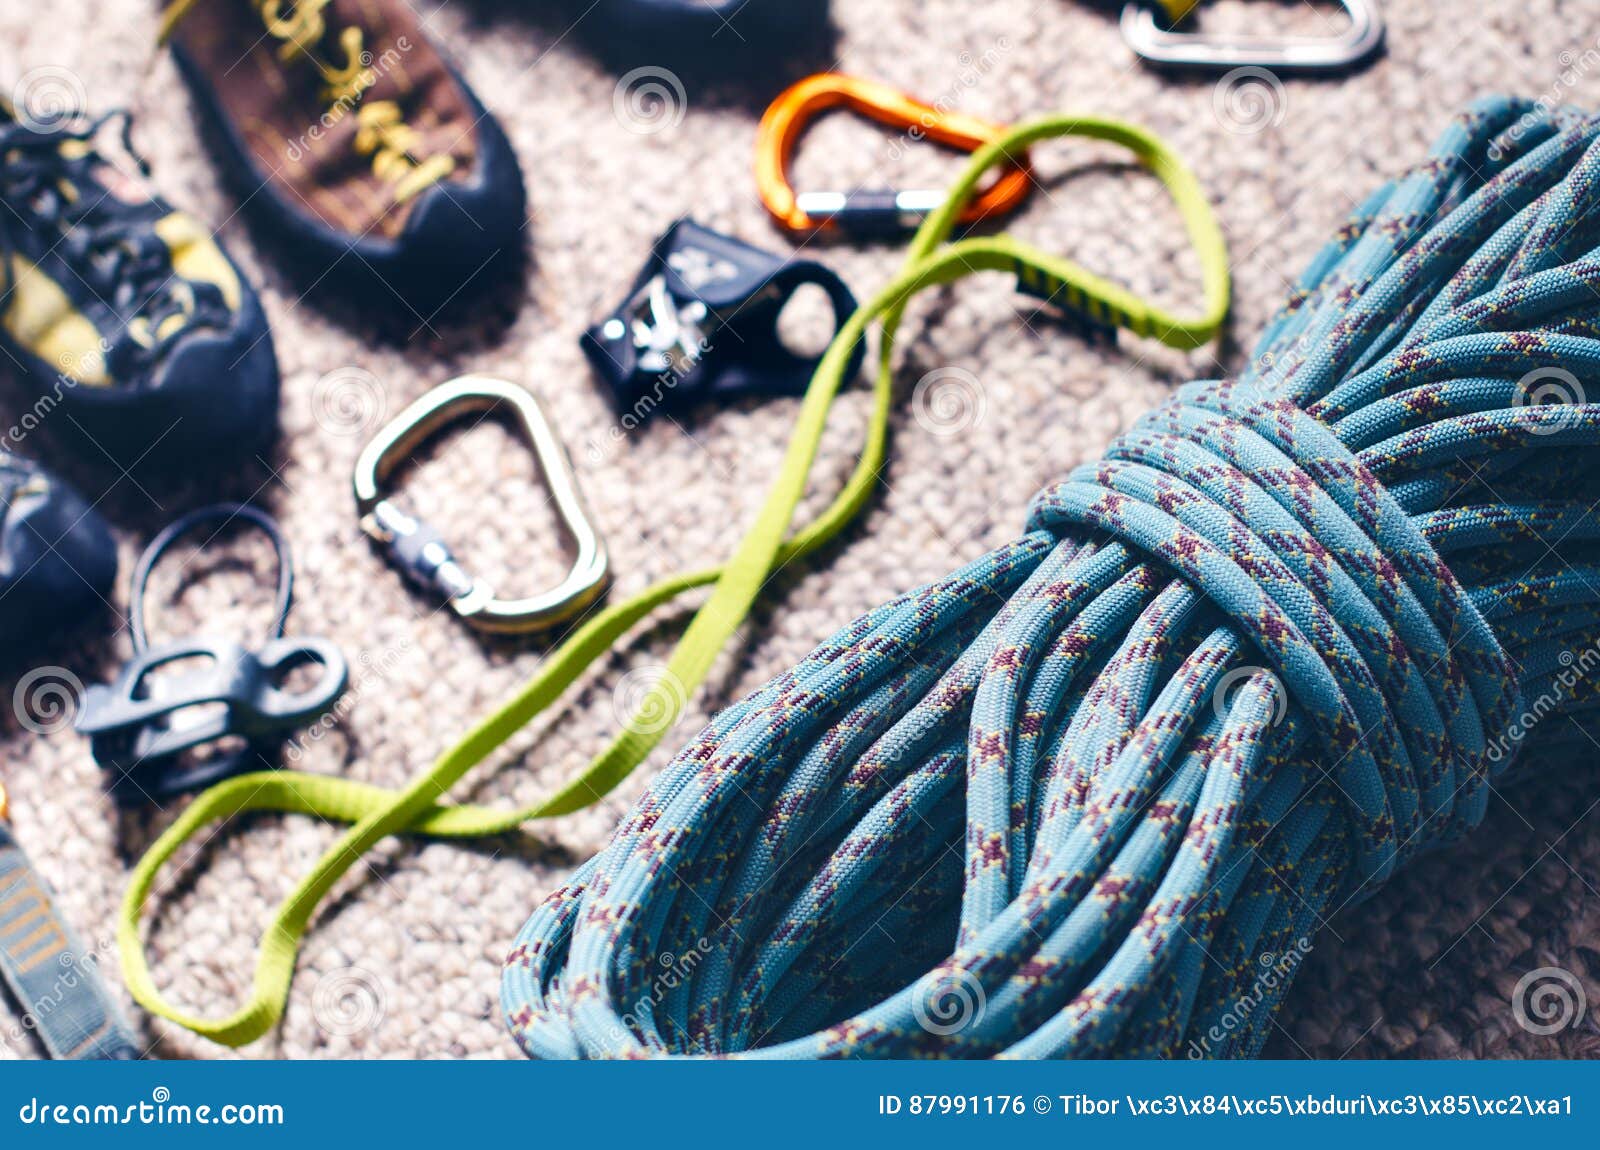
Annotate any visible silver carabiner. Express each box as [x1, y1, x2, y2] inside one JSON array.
[[1120, 0, 1385, 72], [353, 375, 610, 635]]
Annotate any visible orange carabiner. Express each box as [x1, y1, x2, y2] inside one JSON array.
[[755, 73, 1033, 237]]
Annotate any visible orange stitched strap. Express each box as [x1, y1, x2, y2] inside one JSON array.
[[755, 73, 1034, 234]]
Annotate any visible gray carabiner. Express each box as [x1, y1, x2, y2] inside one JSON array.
[[1120, 0, 1385, 72], [353, 376, 610, 635]]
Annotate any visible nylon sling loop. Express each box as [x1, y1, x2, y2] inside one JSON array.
[[118, 114, 1230, 1047]]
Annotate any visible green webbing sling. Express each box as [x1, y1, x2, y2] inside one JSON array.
[[118, 114, 1231, 1047]]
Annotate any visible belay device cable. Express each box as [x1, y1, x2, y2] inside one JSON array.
[[118, 114, 1230, 1047], [502, 96, 1600, 1058]]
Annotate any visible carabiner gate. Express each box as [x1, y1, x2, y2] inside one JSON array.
[[756, 73, 1033, 237], [353, 376, 610, 635], [1120, 0, 1385, 72]]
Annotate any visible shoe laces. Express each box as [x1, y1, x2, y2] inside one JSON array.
[[160, 0, 456, 205], [0, 109, 230, 381]]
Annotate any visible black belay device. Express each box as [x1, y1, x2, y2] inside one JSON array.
[[75, 504, 347, 805], [581, 218, 864, 419]]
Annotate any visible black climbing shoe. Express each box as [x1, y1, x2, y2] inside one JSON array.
[[0, 452, 115, 646], [0, 102, 279, 470]]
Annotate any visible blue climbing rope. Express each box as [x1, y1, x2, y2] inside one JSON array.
[[503, 95, 1600, 1058]]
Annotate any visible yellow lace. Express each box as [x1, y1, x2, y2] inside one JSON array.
[[159, 0, 454, 203], [355, 101, 457, 204]]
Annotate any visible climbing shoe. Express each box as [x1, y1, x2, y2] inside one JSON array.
[[0, 103, 279, 469], [0, 452, 116, 646], [159, 0, 527, 311]]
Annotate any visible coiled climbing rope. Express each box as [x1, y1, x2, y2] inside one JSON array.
[[502, 95, 1600, 1058]]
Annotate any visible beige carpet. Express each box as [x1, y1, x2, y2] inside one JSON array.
[[3, 0, 1599, 1059]]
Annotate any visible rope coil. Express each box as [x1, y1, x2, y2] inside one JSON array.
[[1033, 377, 1515, 885], [502, 95, 1600, 1058]]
